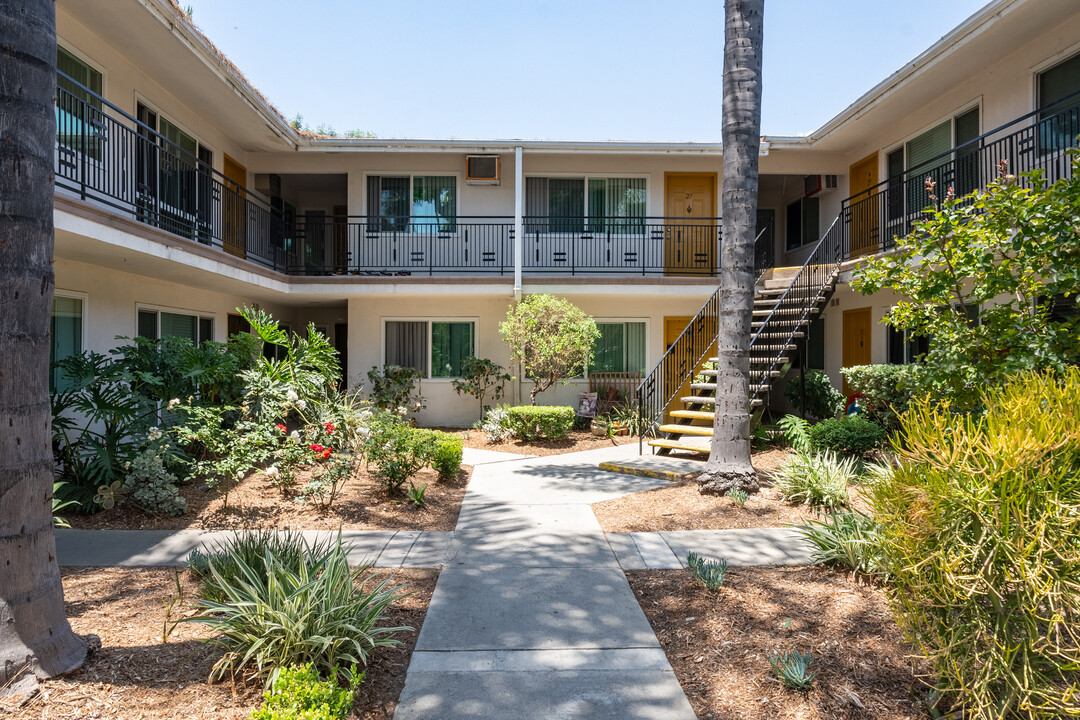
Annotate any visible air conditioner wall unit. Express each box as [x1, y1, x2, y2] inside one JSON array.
[[466, 155, 500, 185], [804, 174, 839, 197]]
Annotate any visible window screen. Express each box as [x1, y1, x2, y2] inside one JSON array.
[[431, 322, 474, 378]]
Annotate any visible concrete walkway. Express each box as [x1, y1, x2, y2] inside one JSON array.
[[395, 444, 699, 720]]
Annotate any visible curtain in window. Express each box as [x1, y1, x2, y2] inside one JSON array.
[[138, 310, 158, 340], [57, 47, 101, 107], [548, 179, 585, 234], [1039, 54, 1080, 153], [906, 121, 952, 215], [160, 312, 197, 342], [57, 48, 102, 161], [385, 321, 427, 374], [367, 176, 410, 231], [624, 322, 646, 374], [590, 322, 646, 374], [525, 177, 549, 234], [50, 297, 83, 392], [588, 178, 646, 233], [432, 322, 474, 377]]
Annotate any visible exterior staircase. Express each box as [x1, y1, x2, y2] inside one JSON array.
[[636, 215, 845, 457]]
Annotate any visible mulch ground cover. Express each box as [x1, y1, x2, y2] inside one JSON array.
[[446, 427, 640, 456], [627, 566, 931, 720], [65, 465, 471, 532], [1, 566, 438, 720], [593, 448, 873, 532]]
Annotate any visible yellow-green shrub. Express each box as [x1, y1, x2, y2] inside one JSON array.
[[868, 370, 1080, 718], [505, 405, 575, 441]]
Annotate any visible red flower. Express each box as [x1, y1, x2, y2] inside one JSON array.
[[322, 448, 332, 460], [275, 423, 287, 434], [324, 422, 336, 434], [310, 444, 324, 453]]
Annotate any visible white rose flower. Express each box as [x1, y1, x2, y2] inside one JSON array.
[[396, 405, 408, 415], [295, 399, 307, 411], [266, 466, 280, 478], [360, 410, 373, 419], [236, 470, 245, 480], [286, 389, 299, 402], [167, 398, 181, 410], [147, 427, 163, 441]]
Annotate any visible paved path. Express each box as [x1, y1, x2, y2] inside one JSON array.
[[394, 444, 698, 720]]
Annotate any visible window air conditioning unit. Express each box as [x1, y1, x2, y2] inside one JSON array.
[[804, 174, 838, 197], [466, 155, 500, 185]]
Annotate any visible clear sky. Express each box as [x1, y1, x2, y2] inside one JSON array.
[[187, 0, 992, 142]]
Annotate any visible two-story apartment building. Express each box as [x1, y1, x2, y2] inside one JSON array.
[[51, 0, 1080, 440]]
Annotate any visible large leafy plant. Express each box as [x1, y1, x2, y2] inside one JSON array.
[[852, 159, 1080, 408], [241, 305, 341, 410]]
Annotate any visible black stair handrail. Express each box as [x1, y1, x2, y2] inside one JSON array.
[[747, 213, 844, 410], [636, 226, 772, 452]]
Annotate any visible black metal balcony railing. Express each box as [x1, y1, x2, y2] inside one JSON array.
[[843, 91, 1080, 257], [55, 72, 284, 271]]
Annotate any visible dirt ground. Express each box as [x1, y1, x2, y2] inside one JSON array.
[[448, 427, 639, 456], [593, 448, 873, 532], [627, 566, 931, 720], [65, 465, 471, 532], [1, 567, 437, 720]]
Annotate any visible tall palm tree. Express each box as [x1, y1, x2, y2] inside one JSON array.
[[0, 0, 87, 694], [698, 0, 764, 495]]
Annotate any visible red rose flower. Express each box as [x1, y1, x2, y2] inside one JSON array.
[[324, 422, 336, 434], [322, 448, 332, 460], [275, 423, 287, 434], [310, 444, 323, 453]]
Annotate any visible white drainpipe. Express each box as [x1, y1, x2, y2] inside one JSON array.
[[513, 145, 523, 301]]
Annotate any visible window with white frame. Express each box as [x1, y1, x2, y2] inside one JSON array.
[[56, 46, 103, 161], [385, 320, 475, 378], [589, 321, 647, 375], [51, 293, 85, 392], [366, 175, 457, 232], [137, 307, 214, 345], [525, 176, 646, 234], [1038, 52, 1080, 153]]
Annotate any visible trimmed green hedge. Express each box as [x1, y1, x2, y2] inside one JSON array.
[[411, 429, 464, 480], [505, 405, 575, 441], [807, 415, 887, 456]]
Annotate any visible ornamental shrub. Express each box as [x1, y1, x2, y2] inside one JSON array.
[[868, 370, 1080, 717], [841, 364, 923, 434], [249, 663, 361, 720], [807, 415, 887, 456], [783, 370, 843, 420], [773, 450, 855, 509], [505, 405, 575, 441], [410, 429, 463, 480]]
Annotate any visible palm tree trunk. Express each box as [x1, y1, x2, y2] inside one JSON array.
[[698, 0, 764, 495], [0, 0, 87, 694]]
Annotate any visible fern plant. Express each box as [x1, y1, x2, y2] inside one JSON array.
[[769, 650, 815, 690], [686, 551, 728, 591]]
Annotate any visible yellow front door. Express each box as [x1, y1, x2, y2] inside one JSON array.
[[223, 154, 247, 258], [663, 315, 717, 423], [848, 153, 879, 257], [664, 173, 717, 276], [842, 307, 872, 396]]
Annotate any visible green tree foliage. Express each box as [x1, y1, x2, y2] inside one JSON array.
[[869, 370, 1080, 717], [451, 356, 511, 418], [852, 159, 1080, 408], [499, 294, 599, 404]]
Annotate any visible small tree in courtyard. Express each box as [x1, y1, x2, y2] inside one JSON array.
[[852, 159, 1080, 409], [499, 294, 599, 404]]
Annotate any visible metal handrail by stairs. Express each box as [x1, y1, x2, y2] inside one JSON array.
[[636, 227, 772, 454]]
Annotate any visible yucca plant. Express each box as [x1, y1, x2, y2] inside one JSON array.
[[869, 370, 1080, 718], [794, 509, 883, 576], [188, 530, 329, 603], [183, 532, 411, 686], [773, 450, 855, 509], [686, 551, 728, 591], [769, 650, 815, 690]]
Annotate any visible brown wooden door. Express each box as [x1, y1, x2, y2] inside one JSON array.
[[223, 154, 247, 258], [664, 173, 717, 276], [848, 153, 879, 257], [842, 307, 872, 395]]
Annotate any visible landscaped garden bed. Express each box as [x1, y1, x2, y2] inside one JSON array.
[[593, 448, 872, 532], [1, 566, 438, 720], [450, 427, 639, 457], [627, 566, 930, 720], [64, 464, 471, 532]]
